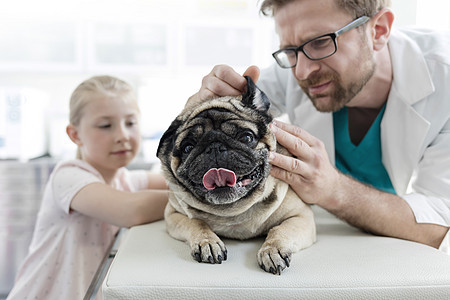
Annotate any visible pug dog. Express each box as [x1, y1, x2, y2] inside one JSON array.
[[156, 77, 316, 275]]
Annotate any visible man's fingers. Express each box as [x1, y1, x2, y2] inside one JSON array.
[[194, 64, 262, 105], [197, 88, 217, 102], [270, 123, 314, 161], [269, 164, 290, 182], [210, 65, 248, 95], [243, 65, 260, 85], [197, 65, 261, 102], [200, 75, 242, 100], [272, 120, 317, 147], [269, 152, 311, 179]]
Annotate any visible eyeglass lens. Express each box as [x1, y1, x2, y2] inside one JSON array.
[[275, 35, 336, 68], [304, 35, 336, 59]]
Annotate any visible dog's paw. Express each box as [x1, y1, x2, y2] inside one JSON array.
[[190, 236, 227, 264], [257, 244, 292, 275]]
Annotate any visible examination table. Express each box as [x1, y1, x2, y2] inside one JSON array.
[[102, 206, 450, 299]]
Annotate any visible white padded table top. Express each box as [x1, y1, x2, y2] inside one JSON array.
[[103, 206, 450, 299]]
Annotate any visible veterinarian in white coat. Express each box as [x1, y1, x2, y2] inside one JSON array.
[[189, 0, 450, 252], [258, 26, 450, 253]]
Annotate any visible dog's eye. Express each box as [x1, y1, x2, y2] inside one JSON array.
[[237, 131, 255, 145], [181, 141, 195, 154], [183, 144, 194, 154]]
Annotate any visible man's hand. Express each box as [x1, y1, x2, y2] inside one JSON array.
[[269, 120, 449, 249], [187, 65, 260, 107], [268, 120, 341, 207]]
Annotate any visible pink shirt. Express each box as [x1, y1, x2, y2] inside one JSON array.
[[7, 159, 148, 300]]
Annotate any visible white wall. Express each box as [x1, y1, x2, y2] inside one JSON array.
[[391, 0, 450, 28]]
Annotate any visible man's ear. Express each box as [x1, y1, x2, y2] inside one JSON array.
[[370, 8, 394, 51], [66, 124, 82, 146]]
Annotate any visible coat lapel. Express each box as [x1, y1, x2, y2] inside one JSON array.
[[381, 29, 435, 194], [381, 96, 430, 194]]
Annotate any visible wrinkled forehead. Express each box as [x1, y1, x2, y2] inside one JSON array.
[[177, 108, 260, 140]]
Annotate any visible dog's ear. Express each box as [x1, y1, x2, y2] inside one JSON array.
[[241, 76, 270, 112], [156, 118, 182, 159]]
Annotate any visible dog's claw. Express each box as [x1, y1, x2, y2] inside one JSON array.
[[277, 265, 282, 275], [259, 263, 266, 272], [283, 255, 290, 267], [257, 245, 293, 275], [191, 239, 227, 264]]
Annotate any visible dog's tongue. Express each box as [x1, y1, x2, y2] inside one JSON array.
[[203, 168, 237, 190]]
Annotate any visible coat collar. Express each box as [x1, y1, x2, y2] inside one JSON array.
[[388, 29, 435, 105]]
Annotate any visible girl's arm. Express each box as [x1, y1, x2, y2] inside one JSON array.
[[70, 183, 168, 228], [146, 172, 169, 190]]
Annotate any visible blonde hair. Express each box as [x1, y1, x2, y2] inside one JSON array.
[[260, 0, 391, 18], [69, 75, 138, 159]]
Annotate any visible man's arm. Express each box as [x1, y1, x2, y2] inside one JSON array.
[[269, 120, 449, 248], [327, 172, 448, 248]]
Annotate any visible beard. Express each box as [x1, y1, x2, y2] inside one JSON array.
[[298, 40, 375, 113]]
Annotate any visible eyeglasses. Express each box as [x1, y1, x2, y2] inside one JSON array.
[[272, 16, 370, 69]]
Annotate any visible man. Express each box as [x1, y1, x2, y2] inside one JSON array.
[[188, 0, 450, 252]]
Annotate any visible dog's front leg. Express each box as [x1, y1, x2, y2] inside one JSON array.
[[165, 203, 227, 264], [257, 205, 316, 275]]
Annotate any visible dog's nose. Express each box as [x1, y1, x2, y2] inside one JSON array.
[[206, 142, 227, 154]]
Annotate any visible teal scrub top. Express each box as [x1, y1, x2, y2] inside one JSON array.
[[333, 105, 396, 194]]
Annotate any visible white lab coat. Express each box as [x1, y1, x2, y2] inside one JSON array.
[[258, 27, 450, 251]]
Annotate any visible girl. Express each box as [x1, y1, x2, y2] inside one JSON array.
[[7, 75, 168, 300]]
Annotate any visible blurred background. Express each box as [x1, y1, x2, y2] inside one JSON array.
[[0, 0, 277, 163], [1, 0, 449, 297], [0, 0, 449, 162]]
